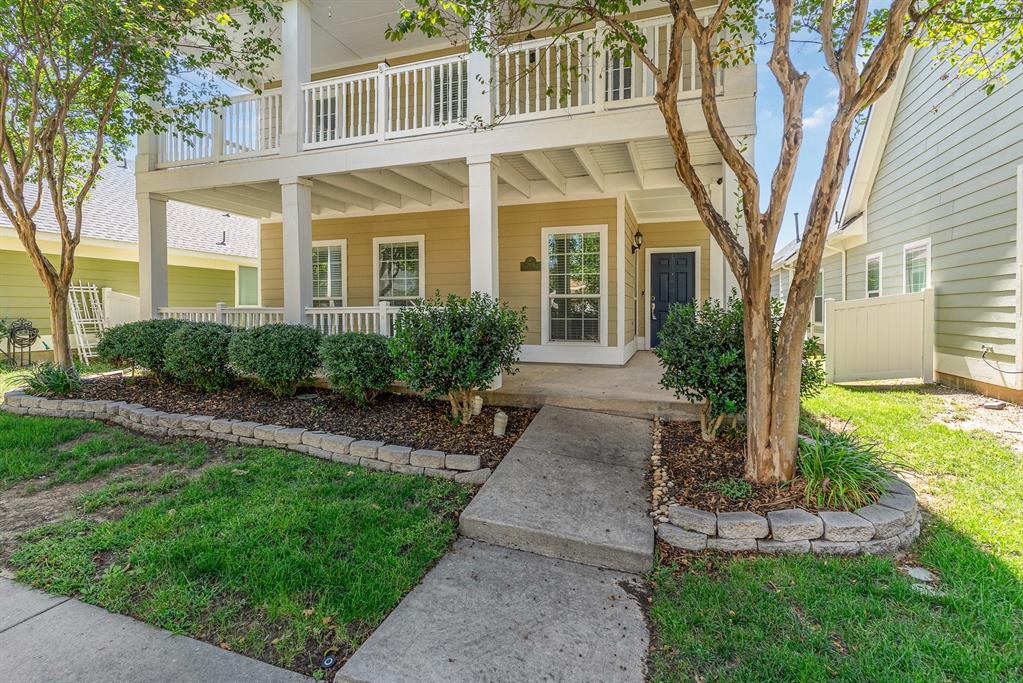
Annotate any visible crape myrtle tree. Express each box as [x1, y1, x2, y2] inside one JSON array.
[[0, 0, 280, 367], [388, 0, 1022, 483]]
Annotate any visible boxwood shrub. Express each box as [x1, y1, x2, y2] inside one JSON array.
[[319, 332, 394, 406], [228, 323, 321, 397], [164, 322, 235, 391], [96, 318, 185, 381], [391, 292, 527, 423]]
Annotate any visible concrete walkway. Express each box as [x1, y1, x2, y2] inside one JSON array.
[[0, 578, 309, 683], [339, 405, 655, 682]]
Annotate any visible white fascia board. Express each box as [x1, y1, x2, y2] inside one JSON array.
[[837, 48, 915, 228]]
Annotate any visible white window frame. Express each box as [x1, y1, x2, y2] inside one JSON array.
[[865, 252, 883, 298], [373, 235, 426, 304], [312, 239, 347, 307], [902, 238, 931, 294], [540, 224, 609, 346]]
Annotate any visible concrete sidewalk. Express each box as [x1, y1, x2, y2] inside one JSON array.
[[0, 578, 310, 683]]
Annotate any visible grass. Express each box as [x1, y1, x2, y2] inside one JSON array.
[[0, 414, 209, 489], [649, 385, 1023, 682], [2, 413, 472, 676]]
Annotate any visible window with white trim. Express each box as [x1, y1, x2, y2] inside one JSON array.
[[312, 240, 345, 307], [375, 236, 424, 305], [545, 229, 602, 342], [813, 271, 824, 324], [904, 241, 930, 293], [865, 253, 882, 298]]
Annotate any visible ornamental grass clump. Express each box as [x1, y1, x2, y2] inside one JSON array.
[[656, 295, 826, 441], [163, 322, 235, 391], [390, 292, 527, 424], [319, 332, 394, 406], [96, 318, 185, 381], [228, 323, 321, 397], [26, 362, 81, 397], [797, 423, 896, 510]]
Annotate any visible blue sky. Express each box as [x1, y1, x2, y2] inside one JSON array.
[[755, 38, 857, 251]]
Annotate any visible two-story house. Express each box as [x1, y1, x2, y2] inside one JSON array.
[[135, 1, 755, 372], [773, 45, 1023, 401]]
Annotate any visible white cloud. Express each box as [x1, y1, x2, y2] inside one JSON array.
[[803, 86, 840, 129]]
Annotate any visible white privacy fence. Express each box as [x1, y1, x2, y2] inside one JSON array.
[[158, 302, 400, 336], [824, 289, 935, 383]]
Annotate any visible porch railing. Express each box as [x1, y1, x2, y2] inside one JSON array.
[[156, 90, 282, 168], [157, 302, 400, 336], [153, 12, 718, 167]]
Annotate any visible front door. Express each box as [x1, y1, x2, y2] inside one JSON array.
[[650, 251, 696, 347]]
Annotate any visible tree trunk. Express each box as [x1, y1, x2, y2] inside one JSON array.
[[741, 263, 803, 483], [48, 288, 74, 368]]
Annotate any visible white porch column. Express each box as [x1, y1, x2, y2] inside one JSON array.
[[280, 0, 311, 155], [138, 193, 169, 319], [280, 178, 313, 323], [466, 17, 492, 125], [709, 177, 727, 302], [468, 155, 499, 295], [721, 164, 742, 300], [468, 155, 501, 389]]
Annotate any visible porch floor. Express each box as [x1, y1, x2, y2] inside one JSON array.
[[487, 351, 700, 421]]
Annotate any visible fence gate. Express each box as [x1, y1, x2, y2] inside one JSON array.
[[824, 289, 935, 383]]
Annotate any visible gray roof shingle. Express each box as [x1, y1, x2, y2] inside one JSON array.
[[1, 160, 257, 259]]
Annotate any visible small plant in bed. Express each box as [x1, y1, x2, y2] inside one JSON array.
[[25, 362, 81, 397], [798, 422, 895, 510], [163, 322, 235, 391], [319, 332, 393, 406], [96, 318, 185, 381], [391, 292, 527, 424], [228, 323, 321, 397], [656, 295, 825, 441]]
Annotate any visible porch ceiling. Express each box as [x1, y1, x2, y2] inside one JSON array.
[[163, 136, 720, 221]]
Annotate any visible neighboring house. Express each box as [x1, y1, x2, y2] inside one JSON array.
[[773, 44, 1023, 401], [0, 161, 258, 354], [133, 1, 756, 370]]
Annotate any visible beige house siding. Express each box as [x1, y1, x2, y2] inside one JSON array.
[[0, 249, 236, 337], [635, 220, 712, 340], [260, 198, 620, 347], [843, 46, 1023, 387]]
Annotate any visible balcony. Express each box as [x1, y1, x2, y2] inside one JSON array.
[[154, 14, 713, 170]]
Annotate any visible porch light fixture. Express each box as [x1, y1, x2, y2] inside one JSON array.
[[631, 231, 644, 254]]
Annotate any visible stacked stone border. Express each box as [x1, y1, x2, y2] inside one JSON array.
[[651, 421, 920, 556], [3, 390, 492, 485]]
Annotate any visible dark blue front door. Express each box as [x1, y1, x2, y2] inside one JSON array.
[[650, 251, 696, 347]]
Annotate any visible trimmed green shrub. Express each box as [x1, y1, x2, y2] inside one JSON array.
[[798, 423, 896, 510], [320, 332, 393, 406], [164, 322, 235, 391], [26, 362, 81, 397], [655, 295, 825, 441], [391, 292, 527, 423], [96, 318, 185, 381], [228, 323, 321, 397]]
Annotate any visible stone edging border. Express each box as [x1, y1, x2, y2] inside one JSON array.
[[650, 422, 920, 556], [2, 390, 492, 485]]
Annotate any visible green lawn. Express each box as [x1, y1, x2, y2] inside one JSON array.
[[649, 385, 1023, 682], [2, 413, 472, 677]]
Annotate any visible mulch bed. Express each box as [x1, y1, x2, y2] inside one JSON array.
[[658, 420, 817, 513], [73, 376, 535, 469]]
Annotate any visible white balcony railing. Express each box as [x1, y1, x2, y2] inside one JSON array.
[[157, 302, 400, 336], [154, 13, 715, 167], [156, 90, 282, 168]]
